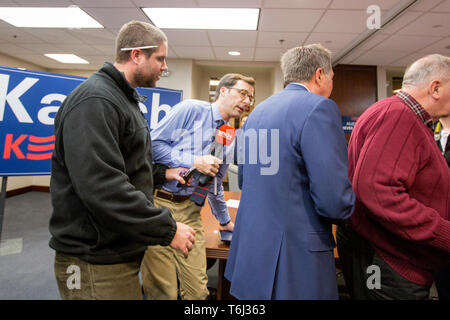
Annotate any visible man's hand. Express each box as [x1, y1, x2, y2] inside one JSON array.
[[219, 221, 234, 232], [169, 222, 195, 258], [194, 155, 222, 177], [165, 167, 189, 185]]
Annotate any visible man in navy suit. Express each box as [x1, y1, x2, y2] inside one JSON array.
[[225, 44, 355, 300]]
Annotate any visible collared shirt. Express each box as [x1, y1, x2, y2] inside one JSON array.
[[151, 99, 233, 224], [290, 82, 311, 92], [396, 90, 433, 130]]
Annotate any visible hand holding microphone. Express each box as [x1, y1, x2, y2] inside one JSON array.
[[198, 124, 236, 191]]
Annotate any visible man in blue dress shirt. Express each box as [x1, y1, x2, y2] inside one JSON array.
[[141, 73, 255, 300]]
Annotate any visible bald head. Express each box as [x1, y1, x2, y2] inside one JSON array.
[[401, 54, 450, 120], [402, 54, 450, 90]]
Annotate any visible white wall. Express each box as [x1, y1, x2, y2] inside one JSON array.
[[157, 59, 193, 99]]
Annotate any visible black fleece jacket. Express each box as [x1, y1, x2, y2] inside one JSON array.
[[49, 62, 176, 264]]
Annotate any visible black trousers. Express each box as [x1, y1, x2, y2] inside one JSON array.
[[435, 263, 450, 300], [336, 225, 430, 300]]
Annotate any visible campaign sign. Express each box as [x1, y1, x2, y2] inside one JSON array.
[[341, 116, 359, 134], [0, 66, 182, 176]]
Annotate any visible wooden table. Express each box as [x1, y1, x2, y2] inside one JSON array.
[[201, 191, 240, 300], [201, 191, 339, 300]]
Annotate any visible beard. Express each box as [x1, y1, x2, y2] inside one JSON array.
[[134, 68, 158, 88]]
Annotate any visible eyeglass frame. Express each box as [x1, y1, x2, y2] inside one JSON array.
[[226, 87, 255, 105]]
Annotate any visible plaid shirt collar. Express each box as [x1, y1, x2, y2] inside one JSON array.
[[396, 90, 433, 130]]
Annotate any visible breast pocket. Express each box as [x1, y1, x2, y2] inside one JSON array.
[[308, 231, 336, 252]]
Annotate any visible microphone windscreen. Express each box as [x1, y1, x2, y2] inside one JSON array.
[[215, 124, 235, 146]]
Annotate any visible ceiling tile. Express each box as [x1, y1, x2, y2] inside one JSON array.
[[334, 46, 367, 64], [430, 0, 450, 12], [67, 29, 117, 45], [11, 0, 73, 6], [71, 0, 135, 7], [132, 0, 198, 7], [329, 0, 399, 10], [417, 36, 450, 54], [389, 52, 428, 67], [305, 32, 357, 50], [164, 30, 210, 46], [53, 43, 103, 55], [371, 34, 441, 52], [197, 0, 262, 7], [0, 0, 18, 5], [0, 42, 28, 55], [20, 29, 85, 45], [378, 11, 423, 35], [351, 50, 410, 65], [397, 12, 450, 36], [94, 44, 116, 55], [409, 0, 444, 12], [256, 31, 308, 48], [17, 42, 66, 54], [172, 46, 215, 60], [213, 47, 254, 61], [313, 10, 367, 33], [0, 26, 45, 44], [254, 47, 288, 62], [82, 7, 149, 28], [262, 0, 332, 9], [258, 9, 324, 32], [209, 31, 257, 47], [355, 34, 391, 52]]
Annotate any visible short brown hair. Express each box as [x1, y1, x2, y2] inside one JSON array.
[[214, 73, 255, 101], [115, 20, 168, 63]]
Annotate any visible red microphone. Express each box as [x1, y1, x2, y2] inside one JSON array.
[[198, 124, 236, 187], [213, 124, 235, 159]]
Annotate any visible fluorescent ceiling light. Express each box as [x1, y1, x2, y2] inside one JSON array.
[[0, 7, 103, 28], [142, 8, 259, 30], [45, 54, 89, 64], [228, 51, 241, 56]]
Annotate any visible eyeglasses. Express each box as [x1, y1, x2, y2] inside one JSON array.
[[120, 45, 158, 51], [227, 87, 255, 105]]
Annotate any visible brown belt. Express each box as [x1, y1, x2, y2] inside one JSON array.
[[155, 189, 191, 203]]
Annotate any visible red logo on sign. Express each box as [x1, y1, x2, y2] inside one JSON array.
[[3, 134, 54, 160]]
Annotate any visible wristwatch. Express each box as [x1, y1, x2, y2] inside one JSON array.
[[220, 220, 231, 227]]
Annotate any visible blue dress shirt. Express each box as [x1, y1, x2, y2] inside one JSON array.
[[151, 99, 233, 225]]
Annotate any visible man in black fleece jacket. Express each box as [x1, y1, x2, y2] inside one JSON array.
[[49, 21, 195, 300]]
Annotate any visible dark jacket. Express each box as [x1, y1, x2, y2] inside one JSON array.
[[49, 62, 176, 264]]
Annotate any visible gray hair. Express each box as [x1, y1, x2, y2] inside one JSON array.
[[402, 54, 450, 89], [115, 20, 167, 63], [281, 44, 332, 87], [214, 73, 255, 101]]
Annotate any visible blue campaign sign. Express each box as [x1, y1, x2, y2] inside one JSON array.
[[0, 66, 182, 176]]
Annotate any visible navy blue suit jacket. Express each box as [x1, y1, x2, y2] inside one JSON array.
[[225, 83, 355, 299]]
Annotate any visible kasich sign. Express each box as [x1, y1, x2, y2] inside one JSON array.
[[0, 66, 182, 176]]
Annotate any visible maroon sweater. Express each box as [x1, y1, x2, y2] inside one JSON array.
[[348, 94, 450, 285]]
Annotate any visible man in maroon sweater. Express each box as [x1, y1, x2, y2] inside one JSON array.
[[337, 54, 450, 300]]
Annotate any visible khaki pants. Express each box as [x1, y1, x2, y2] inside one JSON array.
[[141, 196, 209, 300], [54, 251, 143, 300]]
